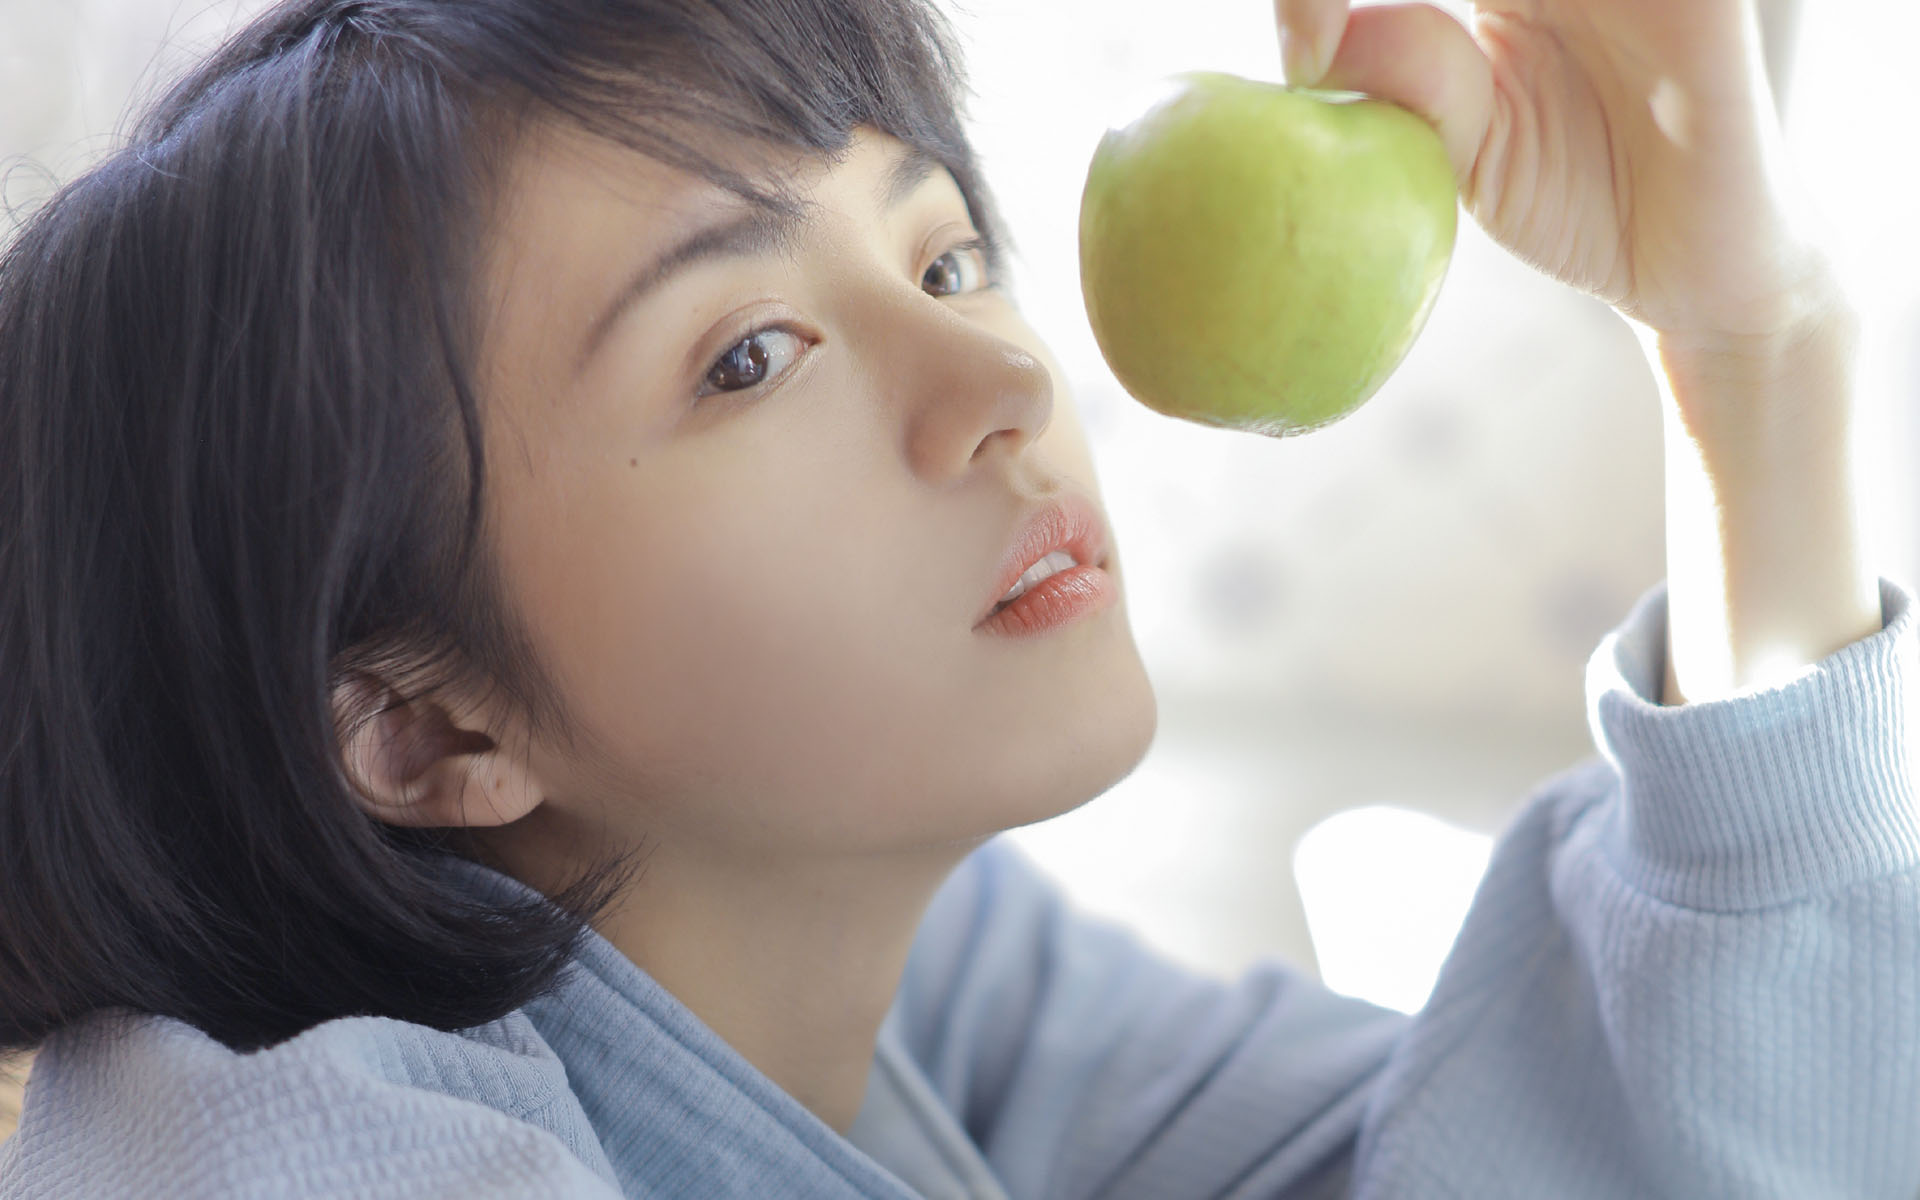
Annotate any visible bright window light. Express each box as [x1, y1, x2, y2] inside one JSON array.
[[1292, 806, 1494, 1014]]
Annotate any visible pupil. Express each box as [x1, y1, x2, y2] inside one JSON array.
[[714, 337, 769, 390], [924, 255, 959, 295]]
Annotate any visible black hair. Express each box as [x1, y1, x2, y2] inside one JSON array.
[[0, 0, 1007, 1055]]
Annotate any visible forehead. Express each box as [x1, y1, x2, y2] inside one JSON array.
[[492, 122, 928, 244]]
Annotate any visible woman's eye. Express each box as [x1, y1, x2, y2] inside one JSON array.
[[699, 326, 807, 397], [921, 238, 993, 298]]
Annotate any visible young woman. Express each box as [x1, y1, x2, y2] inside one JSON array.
[[2, 0, 1914, 1195]]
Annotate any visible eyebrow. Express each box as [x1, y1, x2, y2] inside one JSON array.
[[575, 144, 949, 371], [574, 205, 801, 371], [877, 144, 942, 215]]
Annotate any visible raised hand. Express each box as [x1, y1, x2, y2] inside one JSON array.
[[1275, 0, 1832, 341], [1271, 0, 1880, 704]]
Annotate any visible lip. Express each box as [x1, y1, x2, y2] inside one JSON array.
[[974, 491, 1114, 629]]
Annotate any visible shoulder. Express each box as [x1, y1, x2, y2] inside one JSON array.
[[1, 1008, 618, 1199]]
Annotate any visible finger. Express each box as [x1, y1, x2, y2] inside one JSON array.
[[1273, 0, 1350, 86], [1316, 3, 1495, 191]]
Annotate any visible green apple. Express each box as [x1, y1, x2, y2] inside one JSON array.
[[1079, 71, 1458, 436]]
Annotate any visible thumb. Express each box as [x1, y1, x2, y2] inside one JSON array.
[[1313, 3, 1494, 195]]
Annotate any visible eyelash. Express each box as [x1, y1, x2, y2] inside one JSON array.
[[695, 236, 1002, 400]]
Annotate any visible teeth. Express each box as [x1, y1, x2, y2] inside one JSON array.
[[995, 550, 1078, 610]]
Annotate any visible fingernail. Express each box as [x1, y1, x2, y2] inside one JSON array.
[[1278, 25, 1323, 87]]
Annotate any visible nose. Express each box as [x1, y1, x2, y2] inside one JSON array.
[[893, 305, 1055, 482]]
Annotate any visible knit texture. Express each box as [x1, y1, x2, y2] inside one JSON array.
[[4, 577, 1916, 1198]]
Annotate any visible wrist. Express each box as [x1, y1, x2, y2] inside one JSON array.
[[1636, 276, 1881, 705], [1646, 270, 1860, 475]]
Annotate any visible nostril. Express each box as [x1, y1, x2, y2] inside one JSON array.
[[970, 426, 1022, 462]]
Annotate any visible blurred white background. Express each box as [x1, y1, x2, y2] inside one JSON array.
[[954, 0, 1920, 1010], [1, 0, 1914, 1015]]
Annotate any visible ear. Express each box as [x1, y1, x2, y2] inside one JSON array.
[[330, 671, 544, 829]]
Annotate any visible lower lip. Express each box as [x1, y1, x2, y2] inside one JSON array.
[[975, 563, 1118, 636]]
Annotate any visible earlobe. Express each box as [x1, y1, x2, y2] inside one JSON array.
[[330, 673, 544, 829]]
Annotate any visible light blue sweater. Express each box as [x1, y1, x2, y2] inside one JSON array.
[[5, 576, 1919, 1198]]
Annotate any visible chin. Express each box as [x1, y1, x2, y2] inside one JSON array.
[[972, 648, 1160, 842]]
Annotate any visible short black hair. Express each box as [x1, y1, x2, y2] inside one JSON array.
[[0, 0, 1007, 1055]]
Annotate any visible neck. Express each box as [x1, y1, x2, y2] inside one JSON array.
[[484, 819, 979, 1134]]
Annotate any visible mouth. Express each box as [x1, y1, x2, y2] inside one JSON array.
[[975, 492, 1114, 628], [988, 549, 1079, 617]]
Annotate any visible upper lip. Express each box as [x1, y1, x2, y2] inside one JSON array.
[[975, 490, 1112, 626]]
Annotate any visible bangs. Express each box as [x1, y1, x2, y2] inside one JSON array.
[[139, 0, 1010, 261]]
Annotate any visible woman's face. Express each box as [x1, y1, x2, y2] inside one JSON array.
[[472, 122, 1157, 865]]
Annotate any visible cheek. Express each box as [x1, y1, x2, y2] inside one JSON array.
[[498, 433, 967, 821], [1036, 389, 1098, 487]]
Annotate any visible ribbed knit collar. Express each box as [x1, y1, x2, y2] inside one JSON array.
[[437, 856, 934, 1199]]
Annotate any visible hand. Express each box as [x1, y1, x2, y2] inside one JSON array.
[[1272, 0, 1826, 345], [1272, 0, 1883, 704]]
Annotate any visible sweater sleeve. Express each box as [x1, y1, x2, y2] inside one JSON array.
[[892, 576, 1920, 1200]]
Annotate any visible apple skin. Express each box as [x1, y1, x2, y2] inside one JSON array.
[[1079, 71, 1458, 436]]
